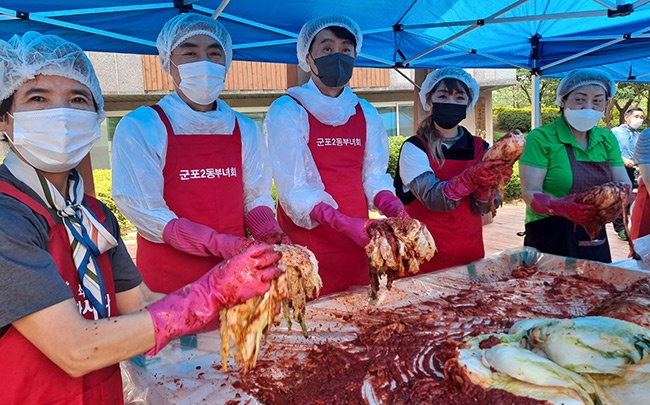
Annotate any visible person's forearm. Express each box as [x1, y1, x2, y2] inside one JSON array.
[[12, 299, 155, 378], [407, 171, 461, 212]]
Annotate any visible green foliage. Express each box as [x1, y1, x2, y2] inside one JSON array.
[[503, 162, 522, 202], [387, 135, 407, 178], [495, 107, 560, 132], [92, 169, 136, 236]]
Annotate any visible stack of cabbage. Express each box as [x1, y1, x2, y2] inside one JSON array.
[[453, 316, 650, 404]]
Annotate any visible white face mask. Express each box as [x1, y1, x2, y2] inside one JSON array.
[[6, 108, 100, 173], [563, 108, 604, 132], [630, 117, 644, 130], [175, 60, 226, 105]]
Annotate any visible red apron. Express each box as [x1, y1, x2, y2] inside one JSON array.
[[631, 179, 650, 240], [278, 101, 369, 296], [137, 105, 246, 293], [405, 135, 486, 273], [0, 181, 122, 405]]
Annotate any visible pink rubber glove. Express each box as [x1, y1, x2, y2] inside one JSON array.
[[443, 161, 503, 200], [145, 244, 283, 355], [374, 190, 410, 219], [310, 202, 373, 247], [163, 218, 258, 260], [245, 206, 291, 244], [530, 193, 598, 224]]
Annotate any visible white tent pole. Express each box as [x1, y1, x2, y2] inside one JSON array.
[[211, 0, 230, 19], [532, 75, 541, 130]]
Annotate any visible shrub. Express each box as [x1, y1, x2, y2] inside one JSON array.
[[503, 162, 522, 202], [387, 135, 407, 178], [496, 107, 561, 133], [92, 169, 136, 236]]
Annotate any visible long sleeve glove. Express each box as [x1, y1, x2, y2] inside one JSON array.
[[530, 193, 598, 224], [162, 217, 258, 260], [373, 190, 410, 219], [245, 206, 291, 244], [443, 161, 504, 200], [310, 202, 373, 247], [145, 244, 283, 355]]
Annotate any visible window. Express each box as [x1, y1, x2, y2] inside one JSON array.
[[377, 106, 397, 136]]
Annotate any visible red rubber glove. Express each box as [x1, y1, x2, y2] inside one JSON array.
[[443, 161, 503, 200], [145, 244, 283, 355], [310, 202, 373, 247], [530, 193, 598, 224], [163, 218, 258, 260], [373, 190, 410, 219], [245, 206, 291, 244]]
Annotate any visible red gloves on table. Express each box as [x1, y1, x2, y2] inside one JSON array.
[[245, 206, 291, 244], [530, 193, 597, 224], [145, 244, 283, 355], [310, 202, 374, 247], [443, 161, 504, 200], [163, 218, 257, 260], [373, 190, 410, 219]]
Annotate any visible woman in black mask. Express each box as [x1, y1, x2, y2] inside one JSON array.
[[394, 67, 511, 273]]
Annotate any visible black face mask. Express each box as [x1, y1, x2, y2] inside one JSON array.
[[430, 102, 467, 129], [312, 53, 355, 87]]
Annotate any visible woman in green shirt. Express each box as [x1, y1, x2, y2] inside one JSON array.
[[519, 68, 631, 262]]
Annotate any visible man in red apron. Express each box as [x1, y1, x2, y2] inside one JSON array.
[[112, 14, 288, 294], [0, 32, 283, 404], [265, 15, 408, 296]]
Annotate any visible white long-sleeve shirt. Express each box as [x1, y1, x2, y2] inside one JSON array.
[[111, 92, 274, 242], [264, 79, 394, 229]]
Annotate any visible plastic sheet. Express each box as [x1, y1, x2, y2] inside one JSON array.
[[121, 246, 650, 404]]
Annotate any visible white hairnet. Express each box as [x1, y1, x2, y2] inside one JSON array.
[[156, 13, 233, 74], [556, 68, 616, 106], [419, 67, 480, 112], [297, 15, 362, 72], [0, 31, 104, 122]]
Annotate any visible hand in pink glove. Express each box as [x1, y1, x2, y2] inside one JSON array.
[[443, 161, 503, 200], [373, 190, 411, 219], [310, 202, 374, 247], [530, 193, 598, 224], [145, 244, 283, 355], [245, 206, 291, 245], [163, 218, 259, 260]]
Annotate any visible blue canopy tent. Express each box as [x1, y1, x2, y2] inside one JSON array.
[[0, 0, 649, 77], [1, 0, 650, 128]]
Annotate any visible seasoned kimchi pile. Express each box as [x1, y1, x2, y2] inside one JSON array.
[[481, 130, 526, 215], [365, 217, 436, 299], [237, 267, 650, 404], [219, 244, 321, 373]]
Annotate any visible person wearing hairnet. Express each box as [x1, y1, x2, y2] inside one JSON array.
[[112, 13, 288, 294], [394, 67, 510, 272], [520, 68, 631, 262], [0, 32, 283, 403], [264, 15, 408, 296]]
